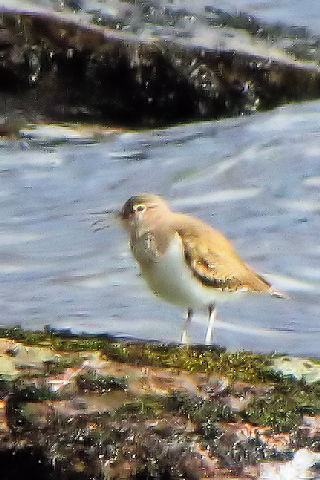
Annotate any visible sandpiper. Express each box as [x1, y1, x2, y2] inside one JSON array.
[[120, 193, 284, 345]]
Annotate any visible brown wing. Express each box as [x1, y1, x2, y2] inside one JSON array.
[[174, 213, 273, 294]]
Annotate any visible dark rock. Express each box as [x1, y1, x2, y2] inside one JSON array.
[[0, 10, 319, 128], [0, 446, 56, 480]]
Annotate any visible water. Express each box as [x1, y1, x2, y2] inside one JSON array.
[[10, 0, 320, 35], [0, 100, 319, 355], [205, 0, 320, 35], [6, 0, 320, 49]]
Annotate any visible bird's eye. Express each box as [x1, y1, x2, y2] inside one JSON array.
[[134, 204, 146, 213]]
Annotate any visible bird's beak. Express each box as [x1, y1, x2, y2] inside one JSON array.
[[115, 210, 124, 221], [89, 209, 115, 216]]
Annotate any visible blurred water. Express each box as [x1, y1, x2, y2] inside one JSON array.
[[5, 0, 320, 47], [0, 100, 319, 355], [204, 0, 320, 35], [7, 0, 320, 33]]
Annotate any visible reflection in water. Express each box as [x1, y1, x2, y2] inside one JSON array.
[[0, 100, 320, 355]]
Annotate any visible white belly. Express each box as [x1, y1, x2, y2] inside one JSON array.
[[138, 234, 229, 308]]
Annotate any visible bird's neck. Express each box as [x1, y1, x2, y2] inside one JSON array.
[[130, 215, 174, 255]]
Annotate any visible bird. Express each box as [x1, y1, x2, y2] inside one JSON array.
[[119, 193, 285, 345]]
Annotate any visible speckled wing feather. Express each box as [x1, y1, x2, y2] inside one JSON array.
[[174, 213, 273, 293]]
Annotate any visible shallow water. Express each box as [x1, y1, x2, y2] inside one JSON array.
[[0, 100, 319, 355]]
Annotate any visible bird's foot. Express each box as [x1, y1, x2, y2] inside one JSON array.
[[205, 326, 214, 345], [205, 304, 215, 345], [181, 330, 191, 345]]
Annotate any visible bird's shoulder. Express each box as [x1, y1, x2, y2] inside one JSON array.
[[172, 212, 238, 257]]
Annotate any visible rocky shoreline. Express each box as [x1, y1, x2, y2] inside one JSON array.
[[0, 327, 320, 479], [1, 4, 320, 131]]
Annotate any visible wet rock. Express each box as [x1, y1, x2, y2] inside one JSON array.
[[0, 331, 320, 478], [0, 445, 56, 480], [272, 356, 320, 384], [0, 9, 320, 128]]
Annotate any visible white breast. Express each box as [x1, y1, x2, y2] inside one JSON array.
[[138, 233, 228, 308]]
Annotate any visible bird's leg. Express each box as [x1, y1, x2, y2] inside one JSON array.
[[181, 308, 193, 345], [205, 303, 216, 345]]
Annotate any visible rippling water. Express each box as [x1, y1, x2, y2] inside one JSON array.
[[0, 100, 319, 355], [211, 0, 320, 35]]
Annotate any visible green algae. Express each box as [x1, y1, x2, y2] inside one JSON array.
[[43, 356, 83, 375], [167, 391, 236, 426], [102, 342, 276, 384], [115, 396, 166, 418], [0, 327, 113, 352], [243, 377, 320, 432], [4, 382, 59, 433], [76, 370, 128, 393], [9, 383, 58, 403], [0, 327, 275, 383]]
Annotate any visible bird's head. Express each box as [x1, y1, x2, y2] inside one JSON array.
[[120, 193, 171, 235]]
